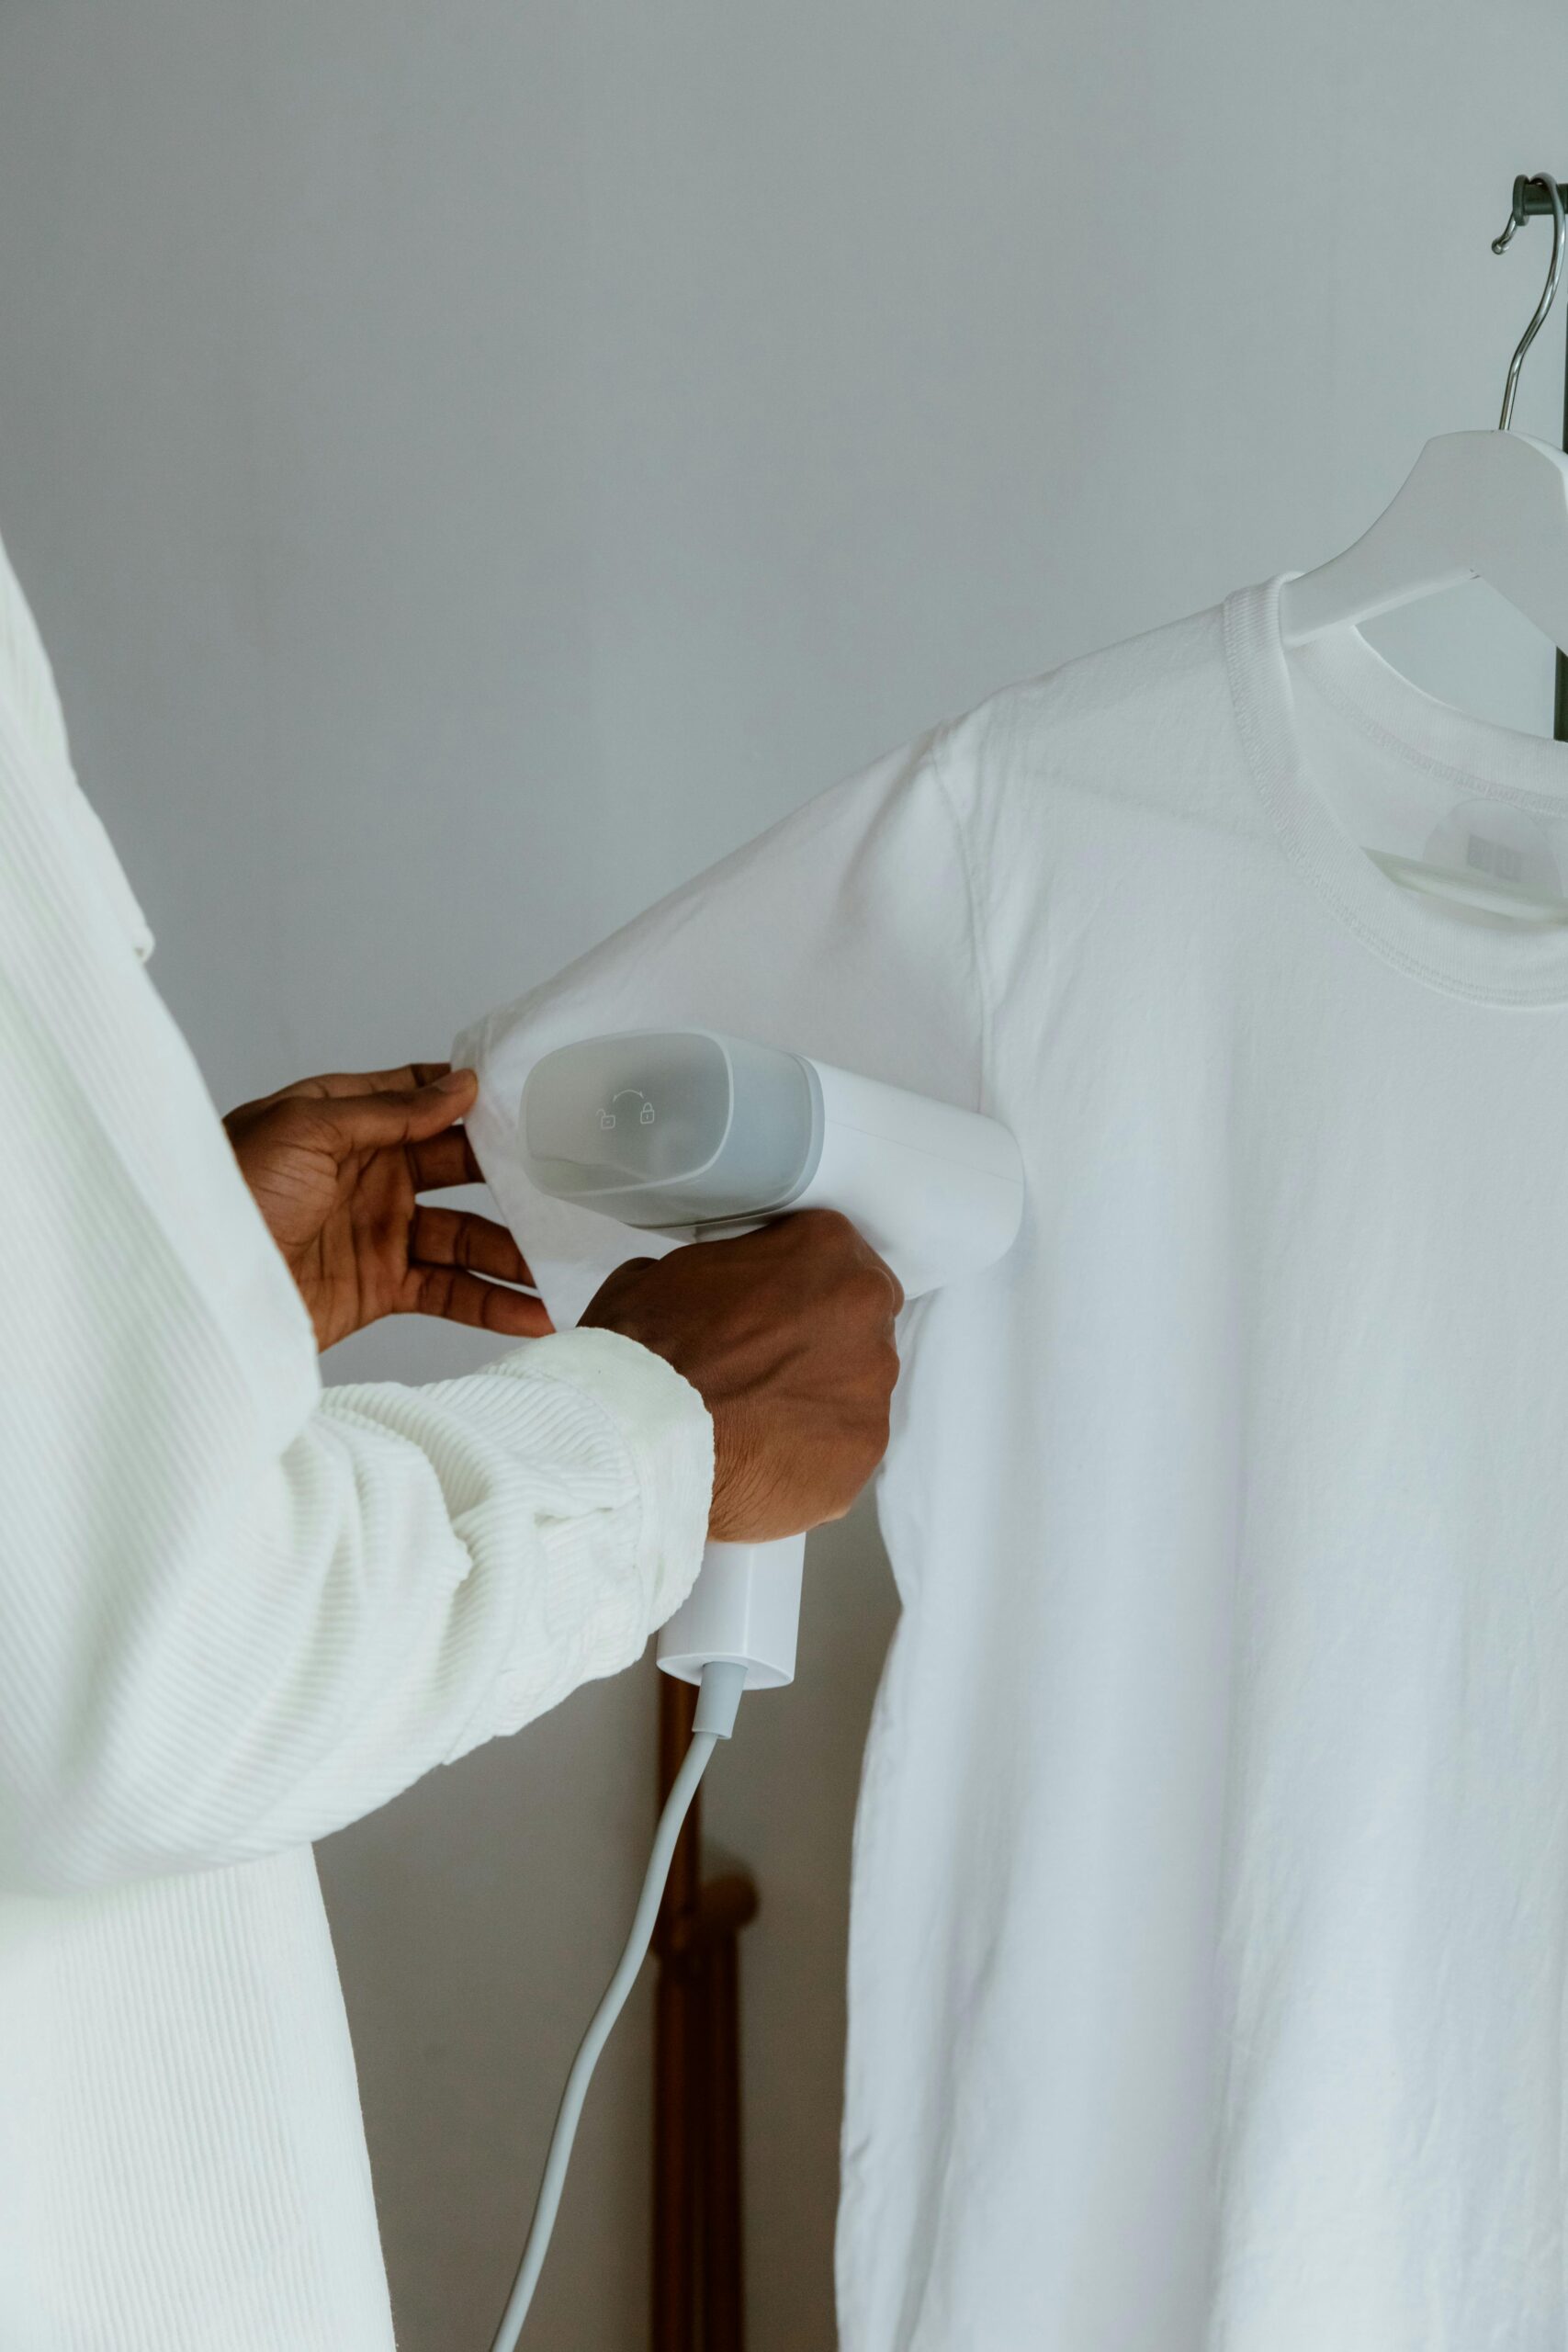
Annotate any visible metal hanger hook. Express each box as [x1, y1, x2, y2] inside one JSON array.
[[1493, 173, 1566, 431]]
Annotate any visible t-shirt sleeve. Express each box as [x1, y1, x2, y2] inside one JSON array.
[[455, 727, 989, 1328]]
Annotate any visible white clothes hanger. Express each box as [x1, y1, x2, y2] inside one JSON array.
[[1280, 175, 1568, 922], [1280, 175, 1568, 650]]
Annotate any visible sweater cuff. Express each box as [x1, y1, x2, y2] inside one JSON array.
[[493, 1325, 714, 1629]]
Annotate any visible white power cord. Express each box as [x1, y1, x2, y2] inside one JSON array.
[[487, 1657, 750, 2351]]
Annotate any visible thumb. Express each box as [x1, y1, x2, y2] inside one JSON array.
[[327, 1069, 478, 1152]]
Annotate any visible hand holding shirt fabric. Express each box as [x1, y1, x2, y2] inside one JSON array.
[[223, 1062, 552, 1349]]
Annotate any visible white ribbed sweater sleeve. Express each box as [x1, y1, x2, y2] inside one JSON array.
[[0, 544, 713, 1899]]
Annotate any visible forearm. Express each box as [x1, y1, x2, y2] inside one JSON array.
[[0, 1329, 711, 1894]]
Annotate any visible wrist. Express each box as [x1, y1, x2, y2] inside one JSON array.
[[500, 1327, 716, 1620]]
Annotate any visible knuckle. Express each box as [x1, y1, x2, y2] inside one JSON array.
[[850, 1265, 894, 1319], [861, 1378, 890, 1428], [281, 1105, 328, 1153], [794, 1206, 855, 1249]]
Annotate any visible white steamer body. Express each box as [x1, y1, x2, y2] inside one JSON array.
[[518, 1029, 1022, 1687], [655, 1535, 806, 1689], [789, 1058, 1023, 1300], [490, 1029, 1023, 2349]]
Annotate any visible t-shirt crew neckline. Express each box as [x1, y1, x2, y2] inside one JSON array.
[[1224, 574, 1568, 1008]]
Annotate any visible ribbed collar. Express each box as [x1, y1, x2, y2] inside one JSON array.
[[1224, 575, 1568, 1008]]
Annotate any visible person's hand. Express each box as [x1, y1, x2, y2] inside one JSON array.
[[224, 1063, 552, 1352], [580, 1210, 903, 1541]]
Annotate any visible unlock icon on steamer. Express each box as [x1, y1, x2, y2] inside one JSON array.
[[600, 1090, 657, 1132]]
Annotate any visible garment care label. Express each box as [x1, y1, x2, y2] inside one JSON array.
[[1421, 797, 1568, 913], [1464, 831, 1527, 885]]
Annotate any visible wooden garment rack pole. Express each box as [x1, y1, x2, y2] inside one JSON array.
[[652, 1672, 758, 2352]]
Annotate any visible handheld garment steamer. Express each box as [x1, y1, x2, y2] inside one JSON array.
[[487, 1032, 1021, 2348]]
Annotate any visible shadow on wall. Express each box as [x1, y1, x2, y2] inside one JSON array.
[[320, 1496, 899, 2352]]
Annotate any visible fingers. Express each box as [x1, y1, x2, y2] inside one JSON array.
[[411, 1206, 536, 1290], [239, 1070, 491, 1185], [788, 1208, 905, 1317], [302, 1062, 454, 1099], [407, 1262, 554, 1337], [407, 1205, 549, 1335], [355, 1062, 453, 1095], [227, 1063, 455, 1116], [408, 1130, 484, 1192], [322, 1070, 479, 1153]]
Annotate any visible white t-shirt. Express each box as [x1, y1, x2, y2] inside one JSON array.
[[458, 576, 1568, 2349]]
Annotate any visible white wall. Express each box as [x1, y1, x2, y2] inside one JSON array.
[[1, 4, 1564, 2345]]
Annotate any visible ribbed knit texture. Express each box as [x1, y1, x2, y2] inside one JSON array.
[[0, 527, 715, 2346]]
